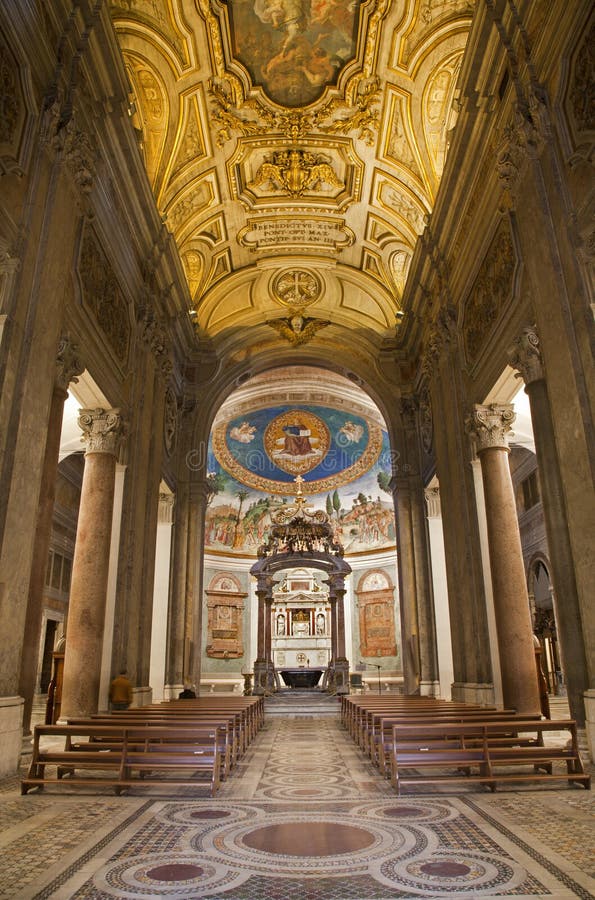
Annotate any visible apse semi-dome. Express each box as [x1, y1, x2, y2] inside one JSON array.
[[206, 400, 395, 558]]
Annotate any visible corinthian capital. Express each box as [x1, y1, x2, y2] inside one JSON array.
[[56, 333, 84, 392], [507, 325, 544, 385], [466, 403, 515, 452], [78, 408, 125, 455]]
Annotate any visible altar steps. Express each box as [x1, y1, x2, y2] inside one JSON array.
[[265, 689, 341, 717]]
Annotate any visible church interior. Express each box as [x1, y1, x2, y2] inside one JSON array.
[[0, 0, 593, 897]]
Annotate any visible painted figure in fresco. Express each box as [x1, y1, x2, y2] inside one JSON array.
[[282, 422, 313, 455], [254, 0, 308, 46], [230, 421, 256, 443]]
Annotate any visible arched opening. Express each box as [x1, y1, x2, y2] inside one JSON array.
[[200, 365, 406, 695]]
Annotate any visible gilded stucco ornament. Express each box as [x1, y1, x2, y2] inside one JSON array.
[[249, 148, 343, 197], [266, 311, 330, 345], [272, 268, 321, 307]]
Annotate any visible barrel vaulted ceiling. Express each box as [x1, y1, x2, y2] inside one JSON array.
[[109, 0, 474, 368]]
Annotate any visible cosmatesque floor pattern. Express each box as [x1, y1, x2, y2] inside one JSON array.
[[1, 710, 594, 899]]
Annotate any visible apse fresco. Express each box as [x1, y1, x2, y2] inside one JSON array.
[[226, 0, 362, 107], [206, 405, 396, 556]]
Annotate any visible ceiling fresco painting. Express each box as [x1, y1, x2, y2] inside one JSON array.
[[206, 402, 395, 556], [226, 0, 362, 107], [108, 0, 473, 376]]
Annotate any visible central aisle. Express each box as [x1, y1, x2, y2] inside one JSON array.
[[3, 712, 594, 898]]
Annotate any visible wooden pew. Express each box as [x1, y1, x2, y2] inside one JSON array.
[[22, 723, 222, 796], [69, 714, 236, 778], [389, 718, 591, 794], [370, 709, 522, 774]]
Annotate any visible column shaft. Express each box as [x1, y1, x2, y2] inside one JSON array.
[[469, 403, 541, 716], [61, 451, 118, 717]]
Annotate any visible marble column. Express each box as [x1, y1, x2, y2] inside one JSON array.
[[60, 408, 125, 718], [466, 404, 541, 716], [508, 326, 589, 727], [19, 335, 83, 736]]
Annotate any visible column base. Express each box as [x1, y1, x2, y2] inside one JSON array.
[[253, 659, 275, 695], [451, 682, 496, 706], [0, 696, 24, 777], [164, 683, 184, 700], [419, 680, 440, 698], [334, 658, 350, 695], [132, 686, 152, 708], [583, 689, 595, 763]]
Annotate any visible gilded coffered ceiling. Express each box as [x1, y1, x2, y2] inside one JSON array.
[[109, 0, 474, 362]]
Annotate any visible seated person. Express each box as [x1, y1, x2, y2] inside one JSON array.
[[178, 683, 196, 699]]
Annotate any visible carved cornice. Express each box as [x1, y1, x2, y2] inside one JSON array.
[[507, 325, 544, 386], [78, 408, 125, 455], [55, 333, 84, 393], [465, 403, 515, 453]]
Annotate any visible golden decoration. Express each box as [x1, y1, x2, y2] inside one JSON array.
[[249, 148, 343, 198], [266, 311, 331, 345]]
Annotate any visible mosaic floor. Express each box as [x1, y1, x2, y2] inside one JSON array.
[[1, 711, 594, 899]]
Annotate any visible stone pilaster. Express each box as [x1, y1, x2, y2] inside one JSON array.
[[165, 480, 188, 697], [421, 325, 492, 703], [185, 480, 208, 691], [253, 576, 273, 695], [60, 408, 125, 718], [466, 404, 541, 715], [508, 325, 589, 728], [19, 335, 83, 736], [424, 485, 453, 699], [329, 574, 349, 694]]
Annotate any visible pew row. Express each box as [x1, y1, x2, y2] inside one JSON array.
[[22, 724, 223, 796], [390, 719, 591, 794]]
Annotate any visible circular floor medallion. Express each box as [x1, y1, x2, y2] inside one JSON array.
[[146, 863, 203, 882], [242, 821, 376, 856]]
